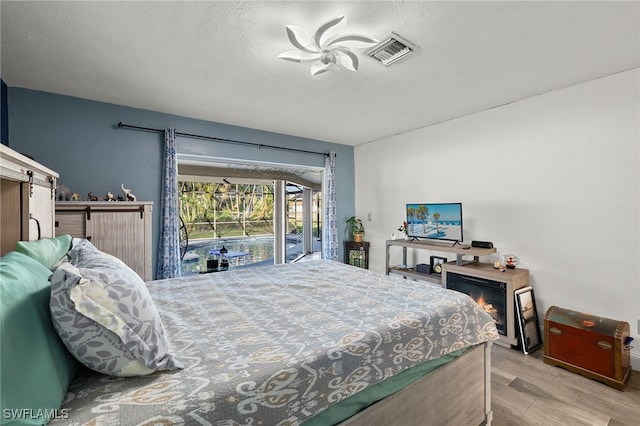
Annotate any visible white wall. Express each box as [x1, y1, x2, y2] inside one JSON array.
[[355, 69, 640, 369]]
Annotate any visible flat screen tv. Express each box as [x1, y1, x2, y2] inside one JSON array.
[[405, 203, 463, 243]]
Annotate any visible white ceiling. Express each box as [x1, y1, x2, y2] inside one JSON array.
[[2, 1, 639, 147]]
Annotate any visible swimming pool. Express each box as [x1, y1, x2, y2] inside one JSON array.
[[182, 236, 301, 273]]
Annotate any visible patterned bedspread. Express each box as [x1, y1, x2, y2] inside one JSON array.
[[55, 260, 498, 425]]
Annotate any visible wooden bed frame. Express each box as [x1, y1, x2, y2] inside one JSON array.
[[342, 342, 492, 426]]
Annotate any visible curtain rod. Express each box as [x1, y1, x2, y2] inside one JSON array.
[[117, 122, 330, 157]]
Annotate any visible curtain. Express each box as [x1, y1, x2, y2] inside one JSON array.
[[322, 151, 338, 261], [156, 128, 182, 279]]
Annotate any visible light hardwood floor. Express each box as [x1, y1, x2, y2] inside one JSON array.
[[491, 344, 640, 426]]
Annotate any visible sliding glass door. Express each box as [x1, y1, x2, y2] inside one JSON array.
[[284, 183, 321, 262], [177, 175, 322, 273]]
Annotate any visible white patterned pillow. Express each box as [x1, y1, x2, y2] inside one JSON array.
[[50, 239, 182, 376]]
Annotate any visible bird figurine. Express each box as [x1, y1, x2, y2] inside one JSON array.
[[121, 184, 137, 201]]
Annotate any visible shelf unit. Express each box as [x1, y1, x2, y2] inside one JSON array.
[[385, 239, 496, 285], [1, 145, 58, 256]]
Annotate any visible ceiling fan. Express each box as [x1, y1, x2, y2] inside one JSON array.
[[278, 15, 378, 76]]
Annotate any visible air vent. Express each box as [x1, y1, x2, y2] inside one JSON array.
[[365, 32, 415, 66]]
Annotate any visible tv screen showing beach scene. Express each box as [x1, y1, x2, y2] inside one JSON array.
[[405, 203, 463, 242]]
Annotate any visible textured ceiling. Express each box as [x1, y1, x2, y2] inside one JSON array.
[[2, 1, 639, 146]]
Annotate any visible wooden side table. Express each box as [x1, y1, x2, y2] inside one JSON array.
[[344, 241, 370, 269]]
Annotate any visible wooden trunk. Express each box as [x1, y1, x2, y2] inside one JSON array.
[[543, 305, 631, 391]]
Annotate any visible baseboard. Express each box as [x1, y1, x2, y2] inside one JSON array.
[[631, 351, 640, 372]]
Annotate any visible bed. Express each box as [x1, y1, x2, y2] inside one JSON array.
[[1, 237, 498, 426]]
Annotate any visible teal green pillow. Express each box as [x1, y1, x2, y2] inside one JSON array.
[[0, 251, 77, 425], [15, 235, 72, 269]]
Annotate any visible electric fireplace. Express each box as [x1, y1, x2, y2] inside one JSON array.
[[442, 263, 529, 347], [446, 273, 507, 335]]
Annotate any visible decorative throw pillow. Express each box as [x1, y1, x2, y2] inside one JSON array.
[[15, 234, 72, 269], [1, 251, 77, 423], [50, 239, 182, 376]]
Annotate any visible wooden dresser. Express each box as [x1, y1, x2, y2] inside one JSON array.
[[1, 145, 58, 256], [55, 201, 153, 281]]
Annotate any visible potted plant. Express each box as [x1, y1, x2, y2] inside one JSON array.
[[346, 216, 365, 242]]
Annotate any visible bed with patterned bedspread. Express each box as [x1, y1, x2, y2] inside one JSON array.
[[48, 259, 498, 425]]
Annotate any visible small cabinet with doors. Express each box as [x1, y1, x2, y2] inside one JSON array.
[[344, 241, 369, 269], [55, 201, 153, 281]]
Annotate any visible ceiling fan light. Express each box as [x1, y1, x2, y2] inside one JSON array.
[[278, 14, 377, 76]]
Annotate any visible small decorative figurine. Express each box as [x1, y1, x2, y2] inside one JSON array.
[[503, 254, 519, 269], [56, 183, 71, 201], [87, 192, 103, 201], [493, 259, 501, 269], [70, 192, 81, 201], [121, 184, 137, 201], [106, 191, 116, 201]]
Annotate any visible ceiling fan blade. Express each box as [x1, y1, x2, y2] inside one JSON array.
[[310, 62, 333, 76], [326, 34, 379, 47], [333, 48, 359, 71], [314, 15, 345, 47], [285, 25, 319, 52], [278, 51, 320, 63], [277, 51, 304, 62]]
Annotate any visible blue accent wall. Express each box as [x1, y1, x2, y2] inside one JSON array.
[[7, 87, 355, 276]]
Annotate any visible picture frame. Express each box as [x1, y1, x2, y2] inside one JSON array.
[[514, 286, 543, 355], [429, 255, 447, 275]]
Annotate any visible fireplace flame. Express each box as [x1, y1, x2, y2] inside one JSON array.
[[476, 293, 486, 307], [474, 293, 498, 322]]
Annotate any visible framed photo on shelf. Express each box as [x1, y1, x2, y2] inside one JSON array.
[[429, 256, 447, 275], [515, 286, 542, 355]]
